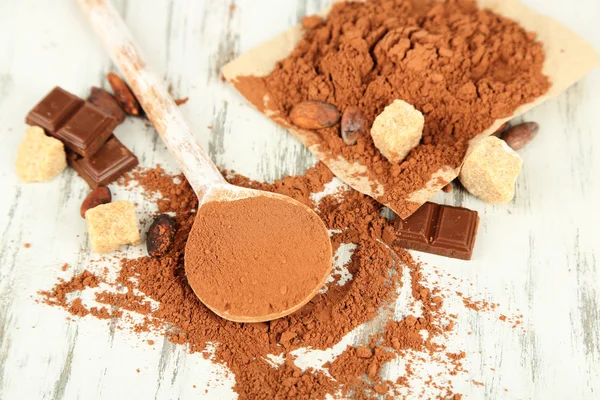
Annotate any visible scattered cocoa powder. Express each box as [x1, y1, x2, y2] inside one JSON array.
[[40, 164, 514, 398], [121, 165, 198, 215], [41, 270, 98, 307], [224, 162, 334, 208], [232, 0, 550, 216], [461, 296, 499, 312]]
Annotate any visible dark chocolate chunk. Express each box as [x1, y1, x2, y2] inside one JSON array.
[[393, 202, 479, 260], [87, 87, 126, 123], [25, 87, 83, 133], [69, 136, 138, 188], [54, 102, 119, 157], [396, 202, 437, 245]]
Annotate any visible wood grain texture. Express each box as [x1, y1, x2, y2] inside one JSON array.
[[0, 0, 599, 399]]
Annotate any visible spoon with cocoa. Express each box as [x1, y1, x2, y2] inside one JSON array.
[[78, 0, 332, 322]]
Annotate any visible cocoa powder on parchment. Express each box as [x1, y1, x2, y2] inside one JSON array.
[[39, 164, 522, 399], [231, 0, 550, 217]]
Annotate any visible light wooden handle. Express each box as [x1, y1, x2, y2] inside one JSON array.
[[77, 0, 226, 196]]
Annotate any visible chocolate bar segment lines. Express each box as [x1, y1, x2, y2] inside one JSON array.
[[25, 87, 83, 133], [431, 206, 478, 254], [55, 102, 119, 157], [393, 202, 479, 260], [394, 202, 437, 244], [69, 136, 138, 188]]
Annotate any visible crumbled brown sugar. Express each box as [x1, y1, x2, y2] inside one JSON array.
[[16, 126, 67, 182]]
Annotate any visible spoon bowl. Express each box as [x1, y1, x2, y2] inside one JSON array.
[[185, 185, 332, 322]]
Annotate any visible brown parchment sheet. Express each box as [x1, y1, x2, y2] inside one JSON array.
[[222, 0, 600, 218]]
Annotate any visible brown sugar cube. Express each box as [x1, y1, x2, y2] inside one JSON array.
[[370, 99, 424, 164], [16, 126, 67, 182], [85, 200, 140, 254], [459, 136, 523, 204]]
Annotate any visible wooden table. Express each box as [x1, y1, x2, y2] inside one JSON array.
[[0, 0, 598, 398]]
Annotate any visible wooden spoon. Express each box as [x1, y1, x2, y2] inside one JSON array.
[[78, 0, 332, 322]]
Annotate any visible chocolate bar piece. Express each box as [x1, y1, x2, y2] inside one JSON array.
[[25, 87, 83, 133], [54, 102, 119, 157], [393, 202, 479, 260], [26, 87, 121, 157], [87, 87, 126, 123], [69, 136, 138, 188]]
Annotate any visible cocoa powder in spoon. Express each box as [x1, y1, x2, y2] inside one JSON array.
[[185, 196, 332, 320]]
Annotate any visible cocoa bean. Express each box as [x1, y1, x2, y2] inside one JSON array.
[[146, 214, 177, 258], [106, 73, 141, 116], [290, 101, 340, 129], [502, 122, 539, 150], [80, 186, 111, 218], [341, 106, 367, 145]]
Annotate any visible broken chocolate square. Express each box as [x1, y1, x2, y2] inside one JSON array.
[[69, 136, 138, 188], [54, 102, 119, 157], [393, 202, 479, 260], [25, 87, 83, 133]]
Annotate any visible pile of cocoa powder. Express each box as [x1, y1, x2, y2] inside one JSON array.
[[234, 0, 550, 215], [40, 163, 521, 399]]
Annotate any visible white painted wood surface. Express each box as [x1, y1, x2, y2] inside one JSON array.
[[0, 0, 598, 399]]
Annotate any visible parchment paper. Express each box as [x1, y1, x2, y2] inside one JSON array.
[[222, 0, 600, 218]]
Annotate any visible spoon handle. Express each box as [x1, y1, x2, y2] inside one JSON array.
[[77, 0, 226, 196]]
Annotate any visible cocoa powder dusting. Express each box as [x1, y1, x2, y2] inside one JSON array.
[[233, 0, 550, 215], [38, 163, 521, 398]]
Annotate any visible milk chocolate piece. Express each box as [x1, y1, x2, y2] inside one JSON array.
[[87, 87, 126, 123], [25, 87, 83, 133], [54, 102, 119, 157], [69, 136, 138, 188], [393, 202, 479, 260]]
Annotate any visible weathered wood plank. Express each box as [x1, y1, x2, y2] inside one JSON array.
[[0, 0, 598, 399]]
